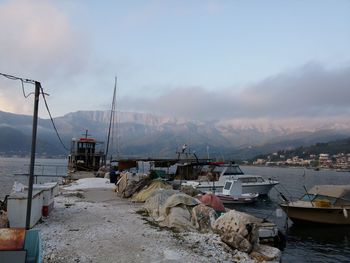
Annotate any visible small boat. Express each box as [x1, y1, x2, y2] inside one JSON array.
[[67, 130, 106, 173], [280, 185, 350, 225], [182, 162, 278, 195], [215, 179, 259, 204]]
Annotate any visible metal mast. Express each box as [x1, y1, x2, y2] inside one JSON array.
[[105, 76, 117, 163]]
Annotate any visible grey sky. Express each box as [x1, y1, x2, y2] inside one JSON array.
[[0, 0, 350, 125], [122, 63, 350, 121]]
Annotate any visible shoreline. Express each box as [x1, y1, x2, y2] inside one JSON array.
[[241, 164, 350, 172]]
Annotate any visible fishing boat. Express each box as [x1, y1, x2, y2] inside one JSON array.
[[67, 130, 105, 173], [181, 162, 278, 195], [280, 185, 350, 225], [215, 179, 259, 204]]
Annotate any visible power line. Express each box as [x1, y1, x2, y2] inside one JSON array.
[[0, 72, 36, 98], [0, 72, 69, 152], [39, 85, 69, 152]]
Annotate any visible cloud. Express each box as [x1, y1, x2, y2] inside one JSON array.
[[0, 0, 88, 115], [0, 0, 88, 79], [121, 62, 350, 121], [239, 63, 350, 118]]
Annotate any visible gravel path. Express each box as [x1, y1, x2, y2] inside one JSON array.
[[35, 189, 251, 263]]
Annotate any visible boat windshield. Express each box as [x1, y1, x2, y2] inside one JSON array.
[[301, 194, 316, 201], [218, 165, 244, 175], [239, 177, 264, 183], [224, 181, 232, 190], [301, 194, 337, 205]]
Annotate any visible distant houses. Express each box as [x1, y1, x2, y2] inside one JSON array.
[[252, 153, 350, 170]]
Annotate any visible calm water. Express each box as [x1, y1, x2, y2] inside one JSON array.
[[240, 165, 350, 263], [0, 157, 67, 199], [1, 158, 349, 262]]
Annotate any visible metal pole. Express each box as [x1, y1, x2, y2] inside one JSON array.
[[25, 81, 40, 229], [105, 77, 117, 164]]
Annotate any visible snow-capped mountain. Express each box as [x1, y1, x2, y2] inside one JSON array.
[[1, 110, 349, 159]]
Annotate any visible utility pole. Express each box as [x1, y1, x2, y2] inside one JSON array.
[[25, 81, 41, 229]]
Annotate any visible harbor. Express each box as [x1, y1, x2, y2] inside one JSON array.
[[1, 1, 350, 262], [1, 157, 350, 262]]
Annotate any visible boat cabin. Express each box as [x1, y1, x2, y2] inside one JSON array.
[[68, 132, 105, 172], [222, 179, 243, 196], [304, 185, 350, 207], [211, 163, 245, 179]]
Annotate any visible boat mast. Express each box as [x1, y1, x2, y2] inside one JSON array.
[[105, 76, 117, 163]]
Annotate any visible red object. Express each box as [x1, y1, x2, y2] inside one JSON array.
[[0, 228, 26, 250], [199, 193, 226, 212], [208, 161, 225, 165], [42, 202, 54, 217], [79, 138, 95, 142]]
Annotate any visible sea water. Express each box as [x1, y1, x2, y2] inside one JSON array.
[[0, 157, 67, 199], [240, 165, 350, 263], [1, 157, 349, 262]]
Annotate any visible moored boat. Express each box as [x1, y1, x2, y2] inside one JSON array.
[[280, 185, 350, 225], [181, 162, 278, 195], [215, 179, 259, 204], [67, 130, 105, 176]]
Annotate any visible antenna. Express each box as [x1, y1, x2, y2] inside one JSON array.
[[82, 129, 91, 139]]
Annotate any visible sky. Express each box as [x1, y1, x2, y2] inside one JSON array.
[[0, 0, 350, 123]]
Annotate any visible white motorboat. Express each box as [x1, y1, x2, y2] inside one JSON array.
[[215, 179, 259, 204], [181, 163, 278, 195]]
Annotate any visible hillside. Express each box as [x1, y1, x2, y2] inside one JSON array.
[[252, 137, 350, 161], [1, 110, 350, 159]]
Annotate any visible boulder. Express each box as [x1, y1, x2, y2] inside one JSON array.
[[250, 244, 281, 263], [213, 210, 259, 253]]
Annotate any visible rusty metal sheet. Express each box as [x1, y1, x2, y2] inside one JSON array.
[[0, 228, 26, 250]]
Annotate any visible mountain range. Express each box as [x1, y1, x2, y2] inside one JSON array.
[[0, 110, 349, 160]]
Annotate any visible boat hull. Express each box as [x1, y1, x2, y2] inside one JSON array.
[[216, 193, 258, 204], [280, 204, 350, 225]]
